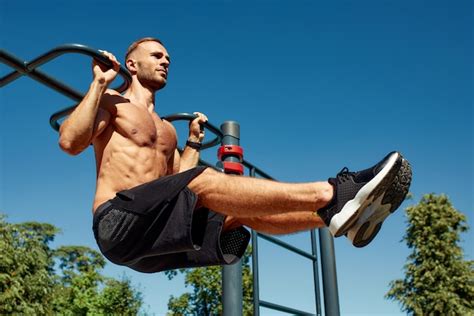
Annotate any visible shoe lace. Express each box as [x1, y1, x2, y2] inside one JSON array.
[[336, 167, 352, 183]]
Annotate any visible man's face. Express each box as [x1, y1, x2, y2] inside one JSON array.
[[130, 41, 170, 91]]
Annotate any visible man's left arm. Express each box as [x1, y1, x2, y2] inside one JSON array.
[[176, 112, 208, 173]]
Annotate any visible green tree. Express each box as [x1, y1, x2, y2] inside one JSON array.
[[386, 194, 474, 315], [52, 246, 143, 315], [166, 248, 253, 315], [0, 214, 144, 315], [0, 216, 58, 314]]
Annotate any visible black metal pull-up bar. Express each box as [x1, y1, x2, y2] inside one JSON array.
[[0, 44, 131, 131]]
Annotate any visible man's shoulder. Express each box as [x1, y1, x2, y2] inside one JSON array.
[[103, 89, 125, 101], [162, 118, 177, 131], [101, 90, 130, 110]]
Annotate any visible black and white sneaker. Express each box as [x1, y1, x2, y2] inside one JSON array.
[[317, 151, 403, 237], [346, 157, 412, 247]]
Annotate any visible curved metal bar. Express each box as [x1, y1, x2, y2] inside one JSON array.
[[49, 104, 76, 131], [45, 45, 132, 130], [1, 44, 132, 131], [162, 112, 222, 149], [1, 49, 84, 100], [1, 44, 131, 91], [40, 44, 131, 92], [162, 113, 276, 177]]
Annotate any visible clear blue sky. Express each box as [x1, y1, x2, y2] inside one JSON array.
[[1, 1, 472, 315]]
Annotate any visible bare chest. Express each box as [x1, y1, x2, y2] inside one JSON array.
[[113, 105, 177, 155]]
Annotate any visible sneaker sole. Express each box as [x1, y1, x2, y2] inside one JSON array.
[[347, 157, 412, 247], [329, 152, 402, 237]]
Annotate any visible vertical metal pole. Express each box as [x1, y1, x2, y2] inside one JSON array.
[[221, 121, 243, 316], [251, 230, 260, 316], [318, 228, 340, 316], [310, 229, 322, 316], [250, 168, 261, 316]]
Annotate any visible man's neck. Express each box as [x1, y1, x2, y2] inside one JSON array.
[[125, 80, 156, 112]]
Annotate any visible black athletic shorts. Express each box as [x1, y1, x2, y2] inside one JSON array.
[[92, 166, 250, 273]]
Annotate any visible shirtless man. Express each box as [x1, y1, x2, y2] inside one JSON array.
[[59, 37, 412, 273]]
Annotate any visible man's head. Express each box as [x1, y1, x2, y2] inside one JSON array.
[[125, 37, 170, 91]]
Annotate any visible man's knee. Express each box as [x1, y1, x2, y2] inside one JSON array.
[[223, 216, 243, 232], [188, 167, 222, 195]]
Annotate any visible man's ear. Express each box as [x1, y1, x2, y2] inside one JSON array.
[[126, 59, 137, 74]]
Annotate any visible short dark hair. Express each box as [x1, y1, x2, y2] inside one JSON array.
[[125, 37, 163, 60]]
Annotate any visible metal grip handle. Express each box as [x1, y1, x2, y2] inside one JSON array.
[[162, 112, 223, 150]]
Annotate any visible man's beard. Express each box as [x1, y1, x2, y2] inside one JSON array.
[[137, 68, 167, 91]]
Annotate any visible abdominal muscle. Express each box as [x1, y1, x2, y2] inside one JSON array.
[[92, 125, 175, 212]]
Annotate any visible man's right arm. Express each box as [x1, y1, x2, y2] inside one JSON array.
[[59, 51, 120, 155]]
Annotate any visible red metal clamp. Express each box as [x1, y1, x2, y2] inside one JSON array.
[[218, 145, 244, 161], [223, 161, 244, 175]]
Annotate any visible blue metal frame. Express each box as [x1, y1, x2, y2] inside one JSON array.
[[248, 168, 323, 316]]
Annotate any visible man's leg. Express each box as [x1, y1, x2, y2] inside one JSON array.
[[223, 212, 325, 235], [189, 151, 409, 239], [189, 168, 334, 218]]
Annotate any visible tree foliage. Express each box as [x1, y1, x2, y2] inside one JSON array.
[[0, 214, 144, 315], [386, 194, 474, 315], [165, 248, 253, 315], [0, 215, 58, 314]]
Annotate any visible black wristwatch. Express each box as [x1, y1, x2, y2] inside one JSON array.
[[186, 140, 202, 150]]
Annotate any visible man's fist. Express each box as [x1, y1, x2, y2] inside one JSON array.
[[188, 112, 208, 143], [93, 50, 121, 85]]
